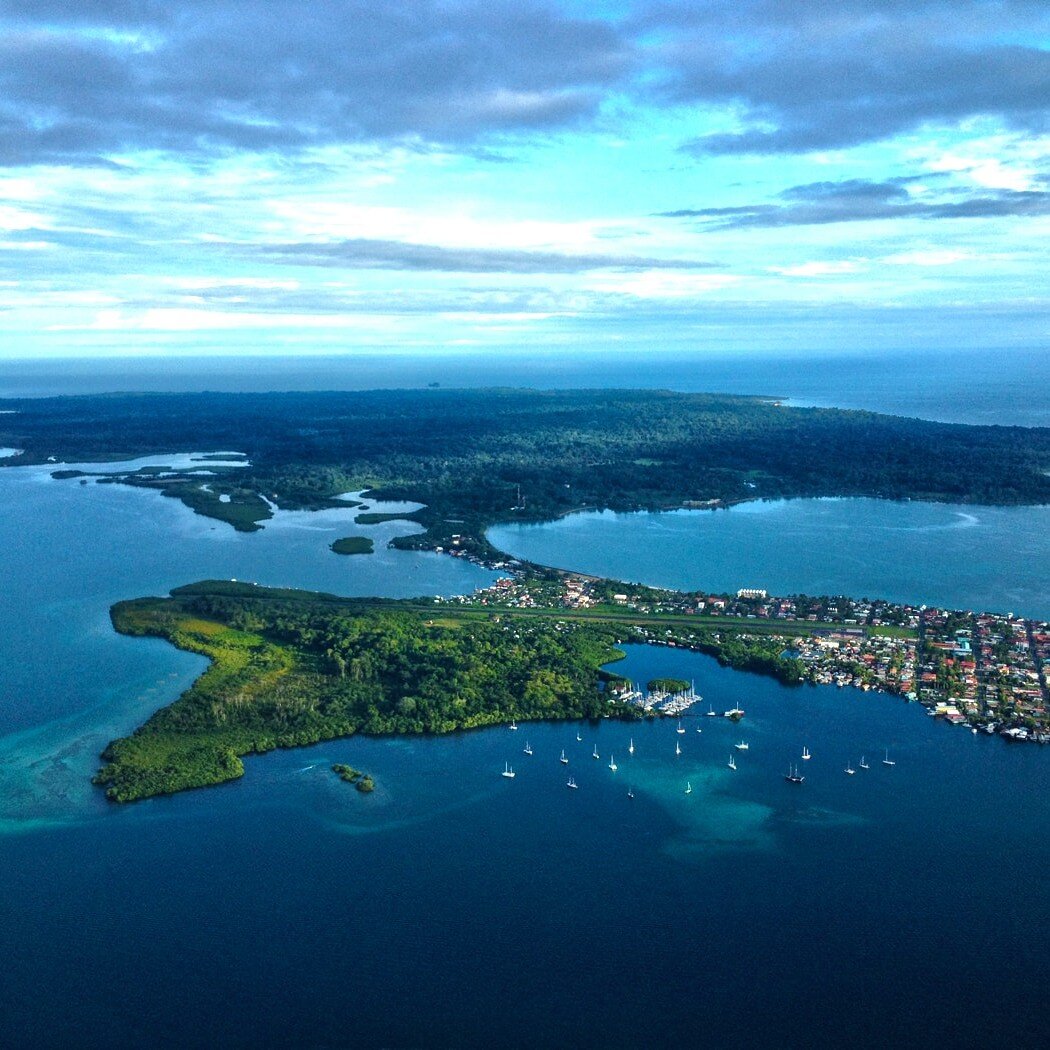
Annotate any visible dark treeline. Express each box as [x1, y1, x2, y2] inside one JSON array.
[[4, 389, 1049, 550]]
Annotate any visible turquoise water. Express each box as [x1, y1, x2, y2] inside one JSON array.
[[2, 448, 1049, 1044], [0, 462, 494, 828], [489, 499, 1050, 620]]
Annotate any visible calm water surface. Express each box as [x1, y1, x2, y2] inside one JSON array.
[[2, 455, 1049, 1047], [2, 346, 1048, 425], [490, 499, 1050, 620]]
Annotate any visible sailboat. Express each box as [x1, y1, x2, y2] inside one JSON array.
[[501, 762, 515, 779], [509, 721, 518, 731], [628, 738, 635, 755], [784, 764, 804, 784], [685, 782, 692, 795], [676, 721, 685, 735], [576, 731, 582, 742], [802, 746, 811, 761], [882, 749, 896, 766], [609, 755, 618, 772], [627, 786, 635, 799], [559, 749, 569, 764], [675, 740, 682, 756], [735, 740, 749, 751], [859, 756, 870, 770], [592, 745, 600, 760], [844, 761, 856, 775], [695, 725, 702, 734], [566, 777, 578, 789], [523, 741, 533, 756], [728, 754, 736, 770], [706, 705, 717, 717]]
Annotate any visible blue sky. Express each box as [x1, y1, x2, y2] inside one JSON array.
[[0, 0, 1047, 358]]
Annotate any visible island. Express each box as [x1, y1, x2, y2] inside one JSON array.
[[3, 389, 1048, 551], [94, 572, 1049, 803], [331, 764, 374, 792], [330, 536, 374, 556]]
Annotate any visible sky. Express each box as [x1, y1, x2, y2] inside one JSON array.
[[0, 0, 1047, 358]]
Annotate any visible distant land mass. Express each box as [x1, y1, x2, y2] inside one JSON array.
[[2, 389, 1048, 564]]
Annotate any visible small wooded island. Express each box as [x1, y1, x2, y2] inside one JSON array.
[[330, 536, 374, 555], [332, 764, 374, 792]]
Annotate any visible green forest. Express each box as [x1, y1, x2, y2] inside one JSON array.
[[95, 583, 633, 802], [93, 580, 821, 803], [3, 389, 1048, 554]]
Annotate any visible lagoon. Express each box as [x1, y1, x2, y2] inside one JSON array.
[[489, 498, 1050, 620]]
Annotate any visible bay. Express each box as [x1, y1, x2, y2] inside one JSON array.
[[489, 498, 1050, 620]]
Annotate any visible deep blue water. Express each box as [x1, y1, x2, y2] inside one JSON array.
[[1, 350, 1049, 1048], [1, 345, 1048, 425], [490, 499, 1050, 620]]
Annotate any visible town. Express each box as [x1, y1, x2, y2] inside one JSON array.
[[436, 569, 1050, 743]]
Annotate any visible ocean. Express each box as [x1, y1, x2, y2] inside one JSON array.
[[1, 345, 1048, 426], [1, 349, 1048, 1048]]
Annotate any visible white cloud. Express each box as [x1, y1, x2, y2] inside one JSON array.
[[0, 204, 48, 231], [769, 261, 860, 277], [922, 152, 1036, 192], [883, 250, 972, 267], [590, 271, 743, 299]]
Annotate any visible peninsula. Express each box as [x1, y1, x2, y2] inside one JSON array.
[[95, 572, 1049, 803]]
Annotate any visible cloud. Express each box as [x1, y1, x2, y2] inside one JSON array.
[[238, 237, 718, 274], [657, 179, 1050, 228], [0, 1, 631, 165], [3, 1, 1046, 168], [882, 250, 972, 267], [769, 261, 861, 277], [653, 1, 1050, 154]]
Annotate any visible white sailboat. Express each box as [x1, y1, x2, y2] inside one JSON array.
[[695, 725, 702, 734], [675, 740, 682, 756], [728, 754, 736, 770], [676, 721, 685, 735], [859, 756, 870, 770], [501, 762, 515, 779], [523, 741, 533, 756], [882, 749, 896, 766], [802, 746, 811, 761], [628, 738, 635, 755], [567, 777, 578, 789], [609, 755, 618, 772], [559, 749, 569, 764], [685, 782, 692, 795], [627, 786, 635, 799], [509, 721, 518, 731], [576, 731, 582, 742], [844, 762, 856, 775], [592, 745, 600, 760], [735, 741, 749, 751]]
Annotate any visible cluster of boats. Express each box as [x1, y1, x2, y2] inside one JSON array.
[[502, 720, 898, 792]]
